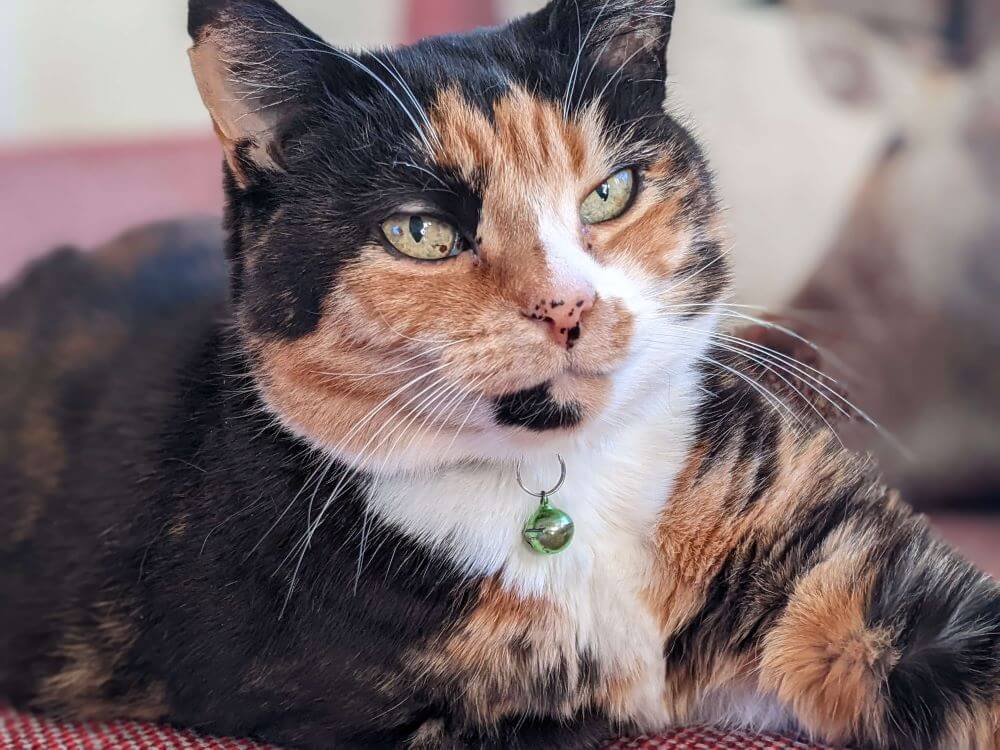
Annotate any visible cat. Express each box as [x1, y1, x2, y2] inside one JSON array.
[[1, 1, 998, 748]]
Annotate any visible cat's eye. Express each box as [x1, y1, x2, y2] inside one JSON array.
[[580, 168, 636, 225], [381, 214, 463, 260]]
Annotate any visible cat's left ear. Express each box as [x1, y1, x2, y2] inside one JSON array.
[[188, 0, 328, 187], [537, 0, 676, 92]]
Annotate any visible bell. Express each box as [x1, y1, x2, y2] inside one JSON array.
[[522, 497, 574, 555]]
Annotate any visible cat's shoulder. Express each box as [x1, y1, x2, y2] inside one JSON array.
[[0, 218, 229, 542], [2, 217, 227, 329]]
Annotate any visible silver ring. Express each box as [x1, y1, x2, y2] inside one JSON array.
[[515, 455, 567, 498]]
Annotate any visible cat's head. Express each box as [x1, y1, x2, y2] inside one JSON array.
[[188, 0, 728, 470]]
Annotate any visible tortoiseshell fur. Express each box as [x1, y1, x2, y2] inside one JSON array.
[[2, 2, 998, 749]]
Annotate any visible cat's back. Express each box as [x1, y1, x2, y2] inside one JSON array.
[[1, 215, 227, 526], [0, 218, 227, 695]]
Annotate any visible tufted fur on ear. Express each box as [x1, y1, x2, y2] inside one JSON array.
[[187, 0, 329, 186], [539, 0, 677, 92]]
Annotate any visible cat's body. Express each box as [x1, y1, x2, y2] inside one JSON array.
[[2, 1, 999, 748]]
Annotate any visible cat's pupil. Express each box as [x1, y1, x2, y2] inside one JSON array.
[[596, 183, 610, 202], [409, 215, 427, 243]]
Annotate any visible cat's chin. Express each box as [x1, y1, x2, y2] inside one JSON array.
[[490, 372, 613, 433]]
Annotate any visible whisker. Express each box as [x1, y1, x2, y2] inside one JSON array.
[[371, 51, 440, 149], [655, 320, 841, 430], [278, 368, 461, 612], [351, 379, 475, 590], [377, 159, 455, 194], [563, 0, 613, 119], [443, 386, 487, 457], [311, 337, 468, 382], [256, 363, 451, 575], [712, 331, 909, 458], [244, 448, 330, 561], [656, 251, 729, 300], [704, 334, 843, 444], [371, 303, 476, 346], [696, 351, 807, 433], [713, 332, 848, 404], [200, 493, 268, 557], [429, 376, 487, 450]]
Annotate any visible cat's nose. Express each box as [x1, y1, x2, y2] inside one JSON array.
[[523, 287, 596, 350]]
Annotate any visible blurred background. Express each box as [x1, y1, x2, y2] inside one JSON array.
[[1, 1, 997, 568]]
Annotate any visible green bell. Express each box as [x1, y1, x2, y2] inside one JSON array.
[[522, 495, 575, 555]]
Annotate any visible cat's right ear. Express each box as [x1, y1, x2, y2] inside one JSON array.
[[188, 0, 326, 187], [535, 0, 676, 89]]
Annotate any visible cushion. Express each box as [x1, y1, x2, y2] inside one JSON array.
[[0, 708, 838, 749]]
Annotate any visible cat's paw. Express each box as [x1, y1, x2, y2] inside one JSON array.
[[759, 534, 1000, 750], [758, 558, 896, 745]]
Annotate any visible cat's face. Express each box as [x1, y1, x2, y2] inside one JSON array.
[[189, 0, 727, 470]]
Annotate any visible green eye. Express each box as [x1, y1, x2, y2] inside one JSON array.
[[381, 214, 463, 260], [580, 168, 636, 225]]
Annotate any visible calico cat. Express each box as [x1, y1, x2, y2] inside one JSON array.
[[1, 1, 998, 748]]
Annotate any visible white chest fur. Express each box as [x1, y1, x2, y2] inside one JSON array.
[[365, 384, 700, 726]]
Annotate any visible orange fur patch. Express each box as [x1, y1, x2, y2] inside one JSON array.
[[946, 703, 1000, 750], [36, 603, 168, 722], [759, 552, 895, 745], [645, 412, 880, 726], [411, 578, 640, 728], [413, 579, 576, 723]]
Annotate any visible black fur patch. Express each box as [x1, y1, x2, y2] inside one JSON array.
[[867, 526, 1000, 749], [492, 383, 583, 431]]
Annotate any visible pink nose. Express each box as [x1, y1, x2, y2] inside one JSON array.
[[523, 289, 596, 350]]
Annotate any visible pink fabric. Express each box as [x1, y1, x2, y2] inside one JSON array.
[[606, 728, 840, 749], [0, 135, 223, 285], [405, 0, 497, 43]]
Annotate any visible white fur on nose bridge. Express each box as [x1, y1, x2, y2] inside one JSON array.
[[535, 197, 597, 288], [535, 199, 632, 303]]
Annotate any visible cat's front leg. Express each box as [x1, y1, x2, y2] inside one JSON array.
[[758, 514, 1000, 750]]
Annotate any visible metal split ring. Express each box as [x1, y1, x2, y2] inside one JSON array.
[[515, 455, 567, 498]]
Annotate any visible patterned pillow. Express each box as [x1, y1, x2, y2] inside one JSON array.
[[0, 708, 841, 750]]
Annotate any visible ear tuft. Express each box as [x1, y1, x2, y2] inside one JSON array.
[[188, 0, 293, 42], [541, 0, 676, 94], [188, 0, 229, 41], [187, 0, 325, 186], [602, 0, 676, 74]]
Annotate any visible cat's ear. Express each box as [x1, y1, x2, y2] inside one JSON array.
[[539, 0, 676, 89], [188, 0, 327, 187]]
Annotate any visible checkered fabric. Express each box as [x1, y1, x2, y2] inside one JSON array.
[[605, 728, 838, 749], [0, 709, 276, 750], [0, 708, 838, 750]]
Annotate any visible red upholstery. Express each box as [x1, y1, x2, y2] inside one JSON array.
[[0, 708, 839, 749], [606, 729, 839, 749], [0, 709, 272, 750]]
